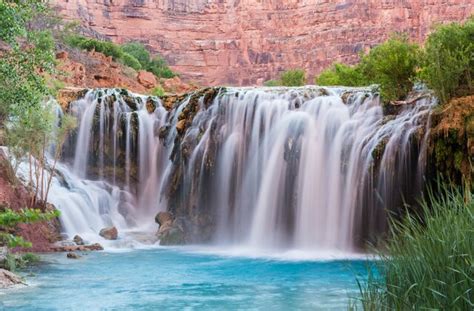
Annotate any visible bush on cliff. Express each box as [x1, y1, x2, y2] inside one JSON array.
[[357, 185, 473, 310], [264, 69, 306, 87], [317, 35, 420, 101], [420, 17, 474, 104], [122, 42, 176, 79]]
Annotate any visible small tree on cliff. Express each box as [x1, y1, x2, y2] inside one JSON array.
[[0, 0, 76, 207]]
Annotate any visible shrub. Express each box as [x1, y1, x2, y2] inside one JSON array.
[[148, 56, 176, 79], [316, 63, 367, 86], [359, 35, 420, 101], [263, 79, 281, 87], [316, 35, 420, 101], [420, 17, 474, 104], [121, 52, 142, 71], [151, 86, 165, 97], [357, 185, 474, 310], [280, 69, 306, 86], [122, 42, 151, 68]]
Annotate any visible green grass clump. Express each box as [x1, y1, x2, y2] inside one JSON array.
[[357, 185, 473, 310]]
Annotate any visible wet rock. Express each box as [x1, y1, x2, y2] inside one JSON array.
[[155, 211, 173, 227], [99, 226, 118, 240], [52, 242, 104, 252], [155, 212, 185, 245], [176, 119, 186, 134], [66, 252, 80, 259], [73, 235, 84, 245], [0, 269, 24, 288]]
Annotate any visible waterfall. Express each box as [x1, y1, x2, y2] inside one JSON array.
[[49, 86, 433, 252]]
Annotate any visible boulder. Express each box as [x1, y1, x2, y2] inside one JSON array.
[[155, 212, 185, 245], [73, 235, 84, 245], [99, 226, 118, 240], [155, 211, 174, 226], [86, 243, 104, 251], [137, 70, 157, 89], [0, 269, 23, 288], [66, 252, 80, 259]]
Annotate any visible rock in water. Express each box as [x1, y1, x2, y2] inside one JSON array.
[[155, 212, 173, 227], [155, 212, 185, 245], [66, 252, 80, 259], [99, 227, 118, 240], [0, 269, 23, 288], [73, 235, 84, 245]]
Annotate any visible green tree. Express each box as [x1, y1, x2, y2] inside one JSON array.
[[316, 35, 420, 101], [316, 63, 366, 86], [280, 69, 306, 86], [420, 17, 474, 104]]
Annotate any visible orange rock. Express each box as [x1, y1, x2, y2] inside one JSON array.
[[137, 70, 157, 89]]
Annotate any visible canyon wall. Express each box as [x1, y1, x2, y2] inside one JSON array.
[[52, 0, 474, 86]]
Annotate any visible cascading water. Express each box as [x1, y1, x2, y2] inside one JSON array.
[[48, 86, 433, 252]]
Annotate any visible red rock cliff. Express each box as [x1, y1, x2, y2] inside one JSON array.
[[52, 0, 473, 86]]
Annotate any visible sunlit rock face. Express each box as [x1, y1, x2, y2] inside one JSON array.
[[53, 0, 473, 85]]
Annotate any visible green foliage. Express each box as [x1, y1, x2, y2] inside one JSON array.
[[357, 185, 474, 310], [1, 253, 40, 271], [122, 42, 151, 67], [420, 18, 474, 104], [66, 35, 124, 60], [121, 52, 142, 71], [264, 69, 306, 87], [148, 56, 176, 79], [0, 0, 46, 45], [316, 35, 420, 101], [151, 86, 165, 97], [280, 69, 306, 86], [264, 79, 281, 87], [359, 35, 420, 101], [316, 63, 367, 86], [0, 208, 60, 248], [67, 38, 176, 78]]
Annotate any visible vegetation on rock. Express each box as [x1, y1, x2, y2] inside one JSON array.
[[264, 69, 306, 87], [420, 17, 474, 104], [317, 34, 420, 101], [317, 18, 473, 103]]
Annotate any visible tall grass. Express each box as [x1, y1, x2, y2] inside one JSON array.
[[356, 185, 473, 310]]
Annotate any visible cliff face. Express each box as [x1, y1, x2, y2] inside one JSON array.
[[53, 0, 473, 86]]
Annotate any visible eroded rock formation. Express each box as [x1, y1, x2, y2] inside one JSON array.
[[52, 0, 473, 85]]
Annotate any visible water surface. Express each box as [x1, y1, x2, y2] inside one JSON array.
[[1, 248, 370, 310]]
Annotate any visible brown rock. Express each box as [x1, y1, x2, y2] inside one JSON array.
[[155, 211, 173, 227], [176, 119, 186, 134], [66, 252, 80, 259], [56, 51, 68, 60], [0, 269, 24, 288], [99, 226, 118, 240], [52, 0, 473, 86], [137, 70, 157, 89], [73, 235, 84, 245]]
